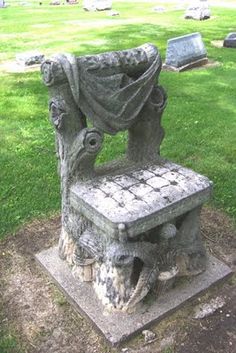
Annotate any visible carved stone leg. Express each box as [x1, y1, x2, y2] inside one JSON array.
[[174, 206, 207, 276], [58, 227, 77, 265], [92, 240, 161, 311], [94, 261, 134, 311]]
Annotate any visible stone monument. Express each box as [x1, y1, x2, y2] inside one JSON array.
[[0, 0, 6, 7], [223, 33, 236, 48], [163, 32, 208, 72], [37, 44, 232, 345], [185, 0, 211, 20], [83, 0, 112, 11], [16, 51, 45, 66]]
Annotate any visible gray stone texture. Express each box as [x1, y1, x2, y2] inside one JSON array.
[[36, 246, 232, 346], [185, 0, 211, 21], [41, 43, 213, 312], [83, 0, 112, 11], [164, 32, 207, 69], [50, 1, 61, 5], [70, 160, 212, 237], [107, 9, 119, 16], [16, 51, 45, 66], [223, 33, 236, 48]]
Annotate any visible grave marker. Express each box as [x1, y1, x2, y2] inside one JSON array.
[[0, 0, 6, 8], [16, 51, 45, 66], [163, 32, 208, 71], [83, 0, 112, 11], [185, 0, 211, 20], [223, 33, 236, 48]]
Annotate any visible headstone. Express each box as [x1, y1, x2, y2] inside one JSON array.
[[153, 6, 165, 12], [50, 0, 60, 5], [0, 0, 6, 7], [16, 51, 45, 66], [96, 0, 111, 10], [185, 0, 211, 20], [223, 33, 236, 48], [38, 43, 230, 344], [107, 9, 119, 16], [67, 0, 78, 4], [163, 32, 208, 71], [83, 0, 112, 11], [83, 0, 95, 10]]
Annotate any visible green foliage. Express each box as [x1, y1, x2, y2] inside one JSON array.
[[0, 331, 24, 353], [0, 2, 235, 239]]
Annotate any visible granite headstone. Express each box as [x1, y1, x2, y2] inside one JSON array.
[[83, 0, 112, 11], [0, 0, 6, 7], [164, 32, 208, 71], [107, 9, 119, 16], [50, 0, 60, 4], [185, 0, 211, 20], [16, 51, 45, 66], [67, 0, 78, 4], [223, 33, 236, 48]]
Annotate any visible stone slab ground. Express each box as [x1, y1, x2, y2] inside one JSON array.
[[36, 247, 232, 346], [0, 208, 235, 353]]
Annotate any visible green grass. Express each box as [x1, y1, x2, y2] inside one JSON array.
[[0, 2, 236, 238], [0, 332, 24, 353]]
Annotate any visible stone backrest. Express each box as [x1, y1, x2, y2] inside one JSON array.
[[41, 44, 166, 181]]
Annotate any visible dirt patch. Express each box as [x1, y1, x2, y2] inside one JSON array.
[[201, 208, 236, 270], [0, 208, 235, 353]]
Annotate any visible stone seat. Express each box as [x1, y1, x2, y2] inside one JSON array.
[[70, 159, 212, 238]]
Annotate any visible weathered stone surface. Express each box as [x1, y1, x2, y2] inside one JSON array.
[[0, 0, 6, 8], [185, 0, 211, 20], [142, 329, 156, 343], [83, 0, 112, 11], [107, 9, 119, 16], [50, 0, 61, 5], [223, 33, 236, 48], [16, 51, 44, 66], [67, 0, 78, 4], [70, 160, 212, 237], [193, 296, 226, 319], [164, 32, 207, 70], [41, 42, 212, 313], [36, 247, 232, 346], [153, 6, 165, 12]]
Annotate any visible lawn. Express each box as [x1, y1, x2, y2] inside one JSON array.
[[0, 1, 236, 239]]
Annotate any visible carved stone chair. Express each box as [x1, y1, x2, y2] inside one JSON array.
[[41, 43, 212, 312]]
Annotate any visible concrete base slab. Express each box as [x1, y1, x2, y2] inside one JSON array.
[[163, 58, 208, 72], [36, 246, 232, 346]]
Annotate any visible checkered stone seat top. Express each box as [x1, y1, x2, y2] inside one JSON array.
[[70, 160, 212, 238]]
